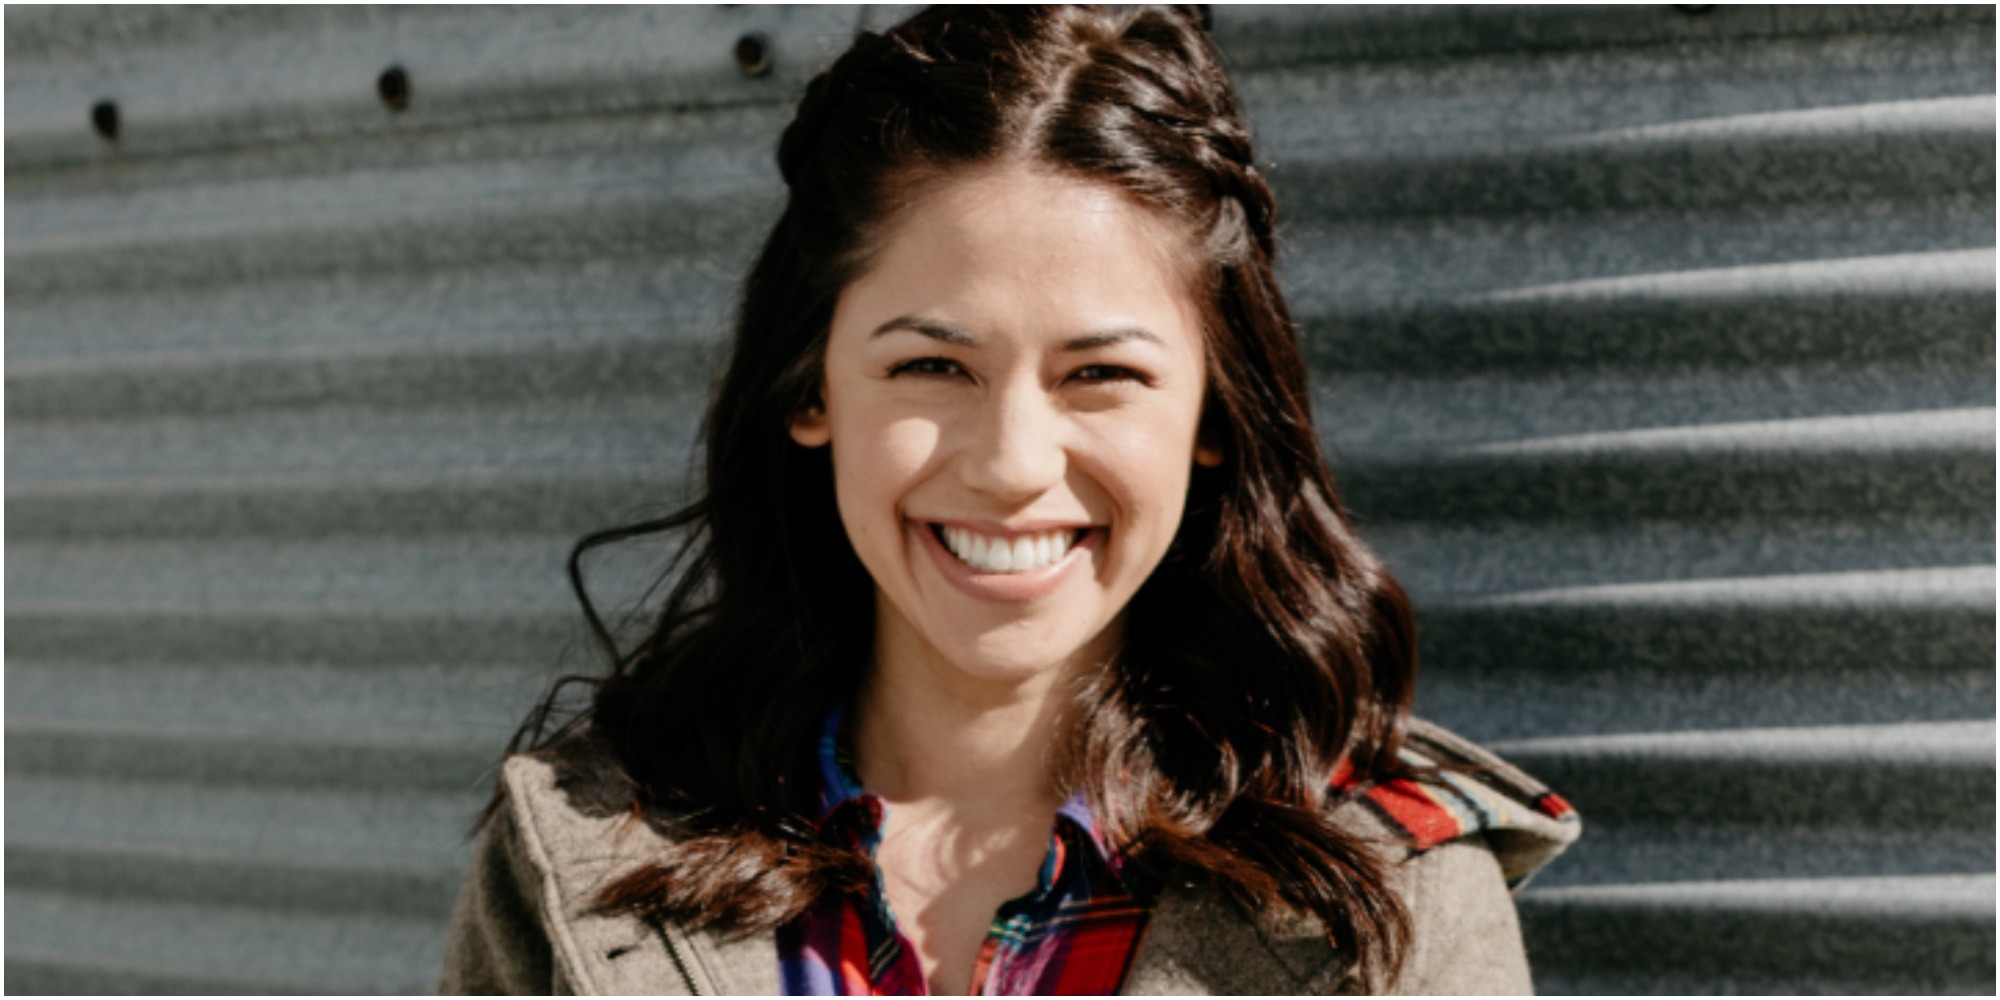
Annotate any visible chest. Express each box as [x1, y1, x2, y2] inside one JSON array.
[[775, 810, 1151, 995], [876, 832, 1047, 993]]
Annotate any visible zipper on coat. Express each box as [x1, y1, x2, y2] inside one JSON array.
[[653, 919, 708, 995]]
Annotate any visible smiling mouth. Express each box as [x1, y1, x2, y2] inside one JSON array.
[[929, 523, 1093, 574]]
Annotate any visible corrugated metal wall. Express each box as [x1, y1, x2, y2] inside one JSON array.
[[6, 5, 1993, 994]]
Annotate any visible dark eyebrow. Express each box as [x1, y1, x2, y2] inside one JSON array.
[[1060, 327, 1164, 351], [870, 316, 977, 345], [868, 316, 1164, 351]]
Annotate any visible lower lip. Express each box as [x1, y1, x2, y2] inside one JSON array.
[[916, 522, 1099, 604]]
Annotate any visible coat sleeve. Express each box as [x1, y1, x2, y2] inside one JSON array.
[[439, 801, 560, 995], [1392, 837, 1536, 995]]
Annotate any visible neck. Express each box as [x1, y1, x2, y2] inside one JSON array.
[[851, 609, 1130, 831], [853, 660, 1070, 827]]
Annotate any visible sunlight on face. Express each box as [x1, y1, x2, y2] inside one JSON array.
[[791, 161, 1220, 699]]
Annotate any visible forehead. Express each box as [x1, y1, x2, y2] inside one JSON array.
[[884, 162, 1189, 268], [837, 162, 1203, 343]]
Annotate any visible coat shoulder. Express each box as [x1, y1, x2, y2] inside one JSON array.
[[441, 733, 700, 995], [1125, 720, 1580, 995], [1389, 835, 1537, 994], [1331, 717, 1581, 889]]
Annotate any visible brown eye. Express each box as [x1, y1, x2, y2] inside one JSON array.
[[890, 357, 965, 378], [1069, 364, 1146, 385]]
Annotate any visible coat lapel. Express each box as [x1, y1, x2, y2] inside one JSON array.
[[515, 739, 1363, 996], [508, 745, 778, 996], [1121, 880, 1354, 995]]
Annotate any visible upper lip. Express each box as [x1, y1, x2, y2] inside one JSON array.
[[921, 517, 1097, 538]]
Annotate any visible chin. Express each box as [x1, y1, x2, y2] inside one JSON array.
[[944, 620, 1116, 686]]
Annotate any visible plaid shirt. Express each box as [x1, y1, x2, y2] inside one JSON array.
[[776, 710, 1152, 996], [773, 713, 1579, 995]]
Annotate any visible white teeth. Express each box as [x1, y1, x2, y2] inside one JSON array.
[[939, 525, 1083, 575]]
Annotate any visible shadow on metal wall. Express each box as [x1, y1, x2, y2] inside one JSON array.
[[5, 4, 1993, 993]]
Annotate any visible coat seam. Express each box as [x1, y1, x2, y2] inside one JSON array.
[[505, 761, 603, 995]]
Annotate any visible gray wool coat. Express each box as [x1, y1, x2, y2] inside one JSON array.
[[440, 720, 1579, 995]]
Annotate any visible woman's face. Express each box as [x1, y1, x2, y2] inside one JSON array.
[[791, 162, 1219, 695]]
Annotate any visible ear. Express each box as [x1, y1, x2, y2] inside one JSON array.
[[1194, 401, 1224, 468], [790, 403, 831, 448], [790, 374, 833, 447], [1194, 422, 1224, 468]]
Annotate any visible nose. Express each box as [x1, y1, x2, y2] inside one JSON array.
[[957, 379, 1065, 502]]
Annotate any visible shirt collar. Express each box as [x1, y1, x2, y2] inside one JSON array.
[[811, 705, 1125, 882], [813, 704, 869, 824]]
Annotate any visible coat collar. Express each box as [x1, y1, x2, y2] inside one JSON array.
[[506, 717, 1577, 995], [505, 740, 1342, 996]]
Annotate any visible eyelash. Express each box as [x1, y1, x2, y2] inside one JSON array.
[[889, 357, 966, 379], [888, 358, 1149, 386]]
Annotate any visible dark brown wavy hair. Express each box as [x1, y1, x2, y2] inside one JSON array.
[[512, 4, 1420, 987]]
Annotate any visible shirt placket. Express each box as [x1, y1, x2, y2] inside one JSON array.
[[807, 709, 1137, 997], [838, 795, 931, 995], [848, 797, 1077, 996], [967, 823, 1071, 995]]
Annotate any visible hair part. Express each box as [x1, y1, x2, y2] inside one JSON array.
[[506, 4, 1420, 987]]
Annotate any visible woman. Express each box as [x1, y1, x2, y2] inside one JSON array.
[[442, 6, 1578, 995]]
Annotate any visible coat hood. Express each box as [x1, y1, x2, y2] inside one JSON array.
[[1333, 717, 1582, 889]]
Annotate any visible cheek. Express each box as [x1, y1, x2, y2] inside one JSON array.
[[1131, 388, 1207, 479], [830, 410, 944, 532], [1092, 406, 1203, 540]]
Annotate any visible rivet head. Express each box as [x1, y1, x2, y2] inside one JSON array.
[[734, 33, 773, 78], [377, 65, 411, 111], [91, 100, 119, 141]]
